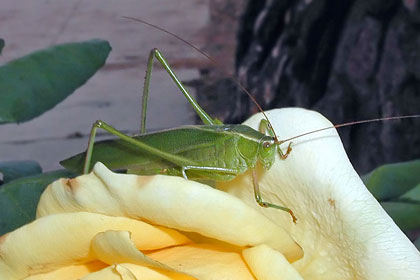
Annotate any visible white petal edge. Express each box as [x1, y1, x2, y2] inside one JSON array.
[[218, 108, 420, 280]]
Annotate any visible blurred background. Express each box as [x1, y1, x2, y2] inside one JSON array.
[[1, 0, 419, 174], [0, 0, 210, 171]]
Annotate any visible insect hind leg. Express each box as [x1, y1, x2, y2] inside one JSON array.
[[181, 166, 238, 180], [140, 48, 219, 135], [84, 120, 141, 174], [83, 120, 193, 174]]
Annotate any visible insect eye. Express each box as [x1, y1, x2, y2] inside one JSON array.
[[263, 141, 271, 148]]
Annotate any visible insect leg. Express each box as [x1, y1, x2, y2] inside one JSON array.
[[181, 165, 238, 180], [83, 120, 100, 174], [83, 120, 195, 174], [252, 169, 297, 223], [140, 49, 155, 134], [259, 119, 292, 159], [140, 48, 221, 135]]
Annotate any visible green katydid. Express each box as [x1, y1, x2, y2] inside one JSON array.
[[60, 19, 420, 224], [60, 46, 298, 222]]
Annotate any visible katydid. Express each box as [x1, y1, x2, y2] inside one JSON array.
[[60, 19, 420, 224], [60, 47, 297, 222]]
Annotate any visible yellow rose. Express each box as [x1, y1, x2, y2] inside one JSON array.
[[0, 108, 419, 279]]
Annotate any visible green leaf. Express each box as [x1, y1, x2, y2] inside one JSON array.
[[0, 38, 4, 55], [0, 169, 74, 235], [0, 161, 42, 184], [381, 202, 420, 231], [400, 183, 420, 203], [0, 39, 111, 124], [362, 160, 420, 200]]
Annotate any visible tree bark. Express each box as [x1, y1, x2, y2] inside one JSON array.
[[207, 0, 420, 173]]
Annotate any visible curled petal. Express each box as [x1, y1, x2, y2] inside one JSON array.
[[91, 230, 184, 274], [38, 163, 303, 261], [219, 108, 420, 279], [90, 230, 253, 279], [0, 212, 189, 279], [243, 244, 303, 280]]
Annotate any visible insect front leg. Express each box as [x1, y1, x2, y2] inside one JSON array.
[[259, 119, 292, 159], [252, 169, 297, 223]]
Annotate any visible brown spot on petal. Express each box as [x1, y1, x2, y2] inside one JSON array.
[[328, 198, 336, 209], [63, 178, 71, 189], [136, 176, 154, 187], [64, 178, 79, 193]]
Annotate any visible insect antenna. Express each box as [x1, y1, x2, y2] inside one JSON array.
[[122, 16, 280, 142], [278, 114, 420, 144], [123, 17, 420, 144]]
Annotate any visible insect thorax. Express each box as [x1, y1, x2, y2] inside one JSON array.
[[228, 125, 275, 170]]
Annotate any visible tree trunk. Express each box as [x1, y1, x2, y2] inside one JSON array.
[[200, 0, 420, 174]]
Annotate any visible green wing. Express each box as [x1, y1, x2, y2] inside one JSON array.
[[60, 125, 262, 180]]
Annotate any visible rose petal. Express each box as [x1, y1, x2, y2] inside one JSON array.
[[243, 244, 303, 280], [23, 261, 107, 280], [148, 244, 255, 280], [80, 264, 136, 280], [0, 212, 189, 279], [219, 108, 420, 279], [81, 263, 196, 280], [37, 163, 303, 262], [90, 230, 250, 279], [91, 230, 181, 273]]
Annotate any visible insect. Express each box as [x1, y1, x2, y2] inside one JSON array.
[[60, 45, 299, 222], [60, 18, 420, 224]]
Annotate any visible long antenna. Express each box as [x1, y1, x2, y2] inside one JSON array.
[[123, 17, 420, 143], [278, 114, 420, 144], [122, 16, 280, 141]]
